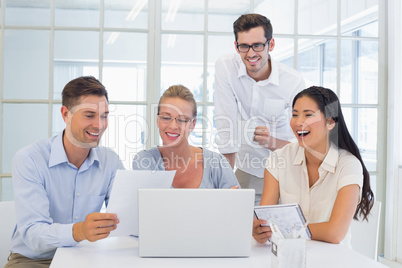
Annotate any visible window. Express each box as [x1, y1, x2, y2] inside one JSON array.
[[0, 2, 383, 255]]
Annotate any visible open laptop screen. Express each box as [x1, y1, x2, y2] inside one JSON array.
[[138, 189, 255, 257]]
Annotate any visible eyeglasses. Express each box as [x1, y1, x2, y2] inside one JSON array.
[[157, 115, 195, 125], [237, 40, 270, 53]]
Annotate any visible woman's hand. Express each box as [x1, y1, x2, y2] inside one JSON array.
[[252, 217, 272, 244]]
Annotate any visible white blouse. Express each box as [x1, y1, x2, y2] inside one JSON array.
[[265, 142, 363, 246]]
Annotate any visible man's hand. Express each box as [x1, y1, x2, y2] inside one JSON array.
[[253, 126, 290, 151], [73, 212, 119, 242], [253, 126, 271, 148]]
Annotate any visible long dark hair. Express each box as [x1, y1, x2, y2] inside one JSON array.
[[292, 86, 374, 221]]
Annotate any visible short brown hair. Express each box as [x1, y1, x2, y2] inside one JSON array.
[[62, 76, 108, 109], [233, 13, 273, 42], [158, 85, 197, 117]]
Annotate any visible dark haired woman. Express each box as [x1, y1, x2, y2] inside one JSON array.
[[253, 86, 374, 247]]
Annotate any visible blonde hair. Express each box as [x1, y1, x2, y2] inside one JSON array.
[[158, 85, 197, 117]]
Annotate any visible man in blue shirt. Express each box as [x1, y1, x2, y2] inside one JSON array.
[[5, 76, 124, 268]]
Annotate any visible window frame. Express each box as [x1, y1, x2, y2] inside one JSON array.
[[0, 1, 394, 264]]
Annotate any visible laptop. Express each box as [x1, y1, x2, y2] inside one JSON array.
[[138, 188, 255, 257]]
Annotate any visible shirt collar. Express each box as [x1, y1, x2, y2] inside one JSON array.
[[267, 59, 280, 85], [49, 132, 68, 168], [81, 147, 101, 170], [320, 144, 339, 173], [49, 131, 100, 169], [237, 55, 280, 86], [293, 143, 339, 174], [238, 57, 248, 78], [293, 146, 305, 166]]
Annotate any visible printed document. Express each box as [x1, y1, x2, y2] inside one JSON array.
[[254, 203, 311, 239], [106, 170, 175, 236]]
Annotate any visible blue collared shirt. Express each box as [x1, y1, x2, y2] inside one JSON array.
[[10, 132, 124, 259]]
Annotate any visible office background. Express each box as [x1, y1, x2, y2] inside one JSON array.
[[0, 0, 401, 266]]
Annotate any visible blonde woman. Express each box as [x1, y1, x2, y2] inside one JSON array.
[[133, 85, 239, 189]]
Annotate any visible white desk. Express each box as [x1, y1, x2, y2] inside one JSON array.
[[50, 236, 387, 268]]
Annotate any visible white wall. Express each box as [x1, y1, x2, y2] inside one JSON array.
[[383, 0, 402, 265]]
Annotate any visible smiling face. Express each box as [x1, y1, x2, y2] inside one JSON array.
[[290, 96, 335, 155], [235, 26, 274, 81], [62, 94, 109, 149], [157, 97, 196, 148]]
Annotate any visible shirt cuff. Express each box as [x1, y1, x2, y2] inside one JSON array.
[[217, 147, 239, 154], [59, 223, 79, 247]]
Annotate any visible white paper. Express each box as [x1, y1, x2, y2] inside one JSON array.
[[106, 170, 175, 237]]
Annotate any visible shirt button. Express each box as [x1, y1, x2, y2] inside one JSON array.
[[76, 193, 80, 197], [75, 216, 78, 220]]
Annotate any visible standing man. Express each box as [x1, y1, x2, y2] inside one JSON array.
[[214, 14, 305, 205], [5, 76, 124, 268]]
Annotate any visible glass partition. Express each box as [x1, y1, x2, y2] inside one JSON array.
[[342, 107, 377, 172], [298, 0, 337, 35], [3, 30, 49, 100], [1, 178, 13, 201], [161, 34, 204, 101], [162, 0, 205, 31], [271, 37, 294, 68], [53, 31, 99, 100], [208, 0, 249, 32], [104, 0, 148, 29], [255, 0, 294, 35], [55, 0, 99, 27], [340, 39, 378, 104], [341, 0, 378, 37], [103, 32, 147, 102], [2, 104, 48, 173], [6, 1, 50, 26], [207, 35, 234, 102]]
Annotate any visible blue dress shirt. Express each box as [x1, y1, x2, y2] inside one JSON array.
[[10, 132, 124, 259]]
